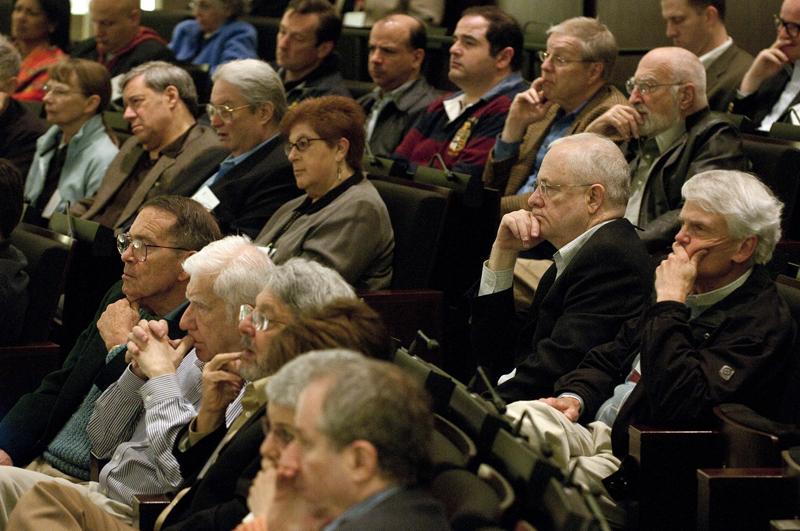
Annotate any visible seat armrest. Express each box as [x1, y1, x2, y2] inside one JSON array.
[[133, 493, 173, 531], [714, 404, 800, 467]]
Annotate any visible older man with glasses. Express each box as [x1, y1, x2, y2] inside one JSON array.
[[732, 0, 800, 131], [471, 133, 653, 403], [586, 46, 748, 253], [173, 59, 301, 239], [0, 196, 222, 526], [483, 16, 627, 215]]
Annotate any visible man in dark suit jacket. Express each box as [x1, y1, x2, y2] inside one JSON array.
[[660, 0, 753, 111], [507, 170, 794, 493], [732, 0, 800, 131], [174, 59, 301, 239], [71, 62, 227, 230], [471, 132, 653, 403]]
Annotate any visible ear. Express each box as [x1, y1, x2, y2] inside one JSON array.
[[732, 235, 758, 264], [585, 183, 605, 215], [704, 5, 719, 24], [345, 440, 380, 484], [494, 46, 514, 70], [84, 94, 101, 115], [586, 61, 604, 85], [258, 101, 275, 127], [130, 7, 142, 24], [411, 48, 425, 71], [316, 40, 334, 61], [335, 136, 350, 163], [163, 85, 180, 109], [177, 250, 195, 282], [677, 83, 696, 113]]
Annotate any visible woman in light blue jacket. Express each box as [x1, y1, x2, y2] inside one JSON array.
[[24, 58, 118, 217], [169, 0, 257, 74]]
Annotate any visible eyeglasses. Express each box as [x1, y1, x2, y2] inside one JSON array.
[[116, 233, 191, 262], [283, 137, 327, 156], [239, 304, 277, 332], [206, 103, 250, 122], [43, 84, 85, 98], [534, 180, 593, 199], [625, 78, 685, 96], [775, 14, 800, 38], [537, 50, 593, 67]]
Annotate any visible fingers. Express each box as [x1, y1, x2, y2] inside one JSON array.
[[174, 336, 195, 358], [148, 319, 169, 339], [207, 351, 243, 372], [690, 248, 709, 267]]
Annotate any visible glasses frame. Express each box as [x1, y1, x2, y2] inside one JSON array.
[[283, 137, 327, 156], [239, 304, 272, 332], [206, 103, 251, 122], [537, 50, 594, 67], [534, 180, 594, 200], [775, 14, 800, 38], [116, 233, 191, 263], [625, 78, 685, 96]]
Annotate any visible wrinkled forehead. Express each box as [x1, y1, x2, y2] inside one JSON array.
[[635, 53, 675, 83]]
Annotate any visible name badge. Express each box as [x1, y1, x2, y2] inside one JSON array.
[[192, 185, 221, 211]]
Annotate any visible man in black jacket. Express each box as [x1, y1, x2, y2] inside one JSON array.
[[471, 132, 653, 402], [508, 170, 794, 493], [176, 59, 301, 238], [586, 46, 748, 252]]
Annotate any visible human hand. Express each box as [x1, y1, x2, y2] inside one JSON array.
[[740, 36, 793, 95], [249, 465, 277, 516], [539, 396, 581, 422], [196, 352, 245, 432], [0, 449, 13, 466], [126, 320, 191, 379], [488, 210, 543, 271], [232, 516, 268, 531], [655, 242, 709, 303], [501, 79, 554, 143], [585, 104, 644, 141], [97, 299, 140, 351]]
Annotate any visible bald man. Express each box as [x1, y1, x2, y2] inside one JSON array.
[[357, 14, 437, 157], [71, 0, 175, 78], [586, 46, 748, 252]]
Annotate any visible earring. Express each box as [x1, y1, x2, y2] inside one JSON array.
[[337, 165, 343, 181]]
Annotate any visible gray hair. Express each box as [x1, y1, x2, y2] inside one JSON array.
[[212, 59, 287, 122], [265, 349, 363, 409], [314, 359, 433, 486], [549, 132, 630, 209], [120, 61, 198, 114], [547, 17, 617, 82], [0, 35, 20, 81], [682, 170, 783, 265], [261, 257, 356, 315], [183, 235, 274, 319]]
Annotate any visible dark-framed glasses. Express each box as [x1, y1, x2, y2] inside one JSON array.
[[534, 180, 593, 199], [283, 137, 327, 156], [775, 14, 800, 38], [625, 78, 685, 96], [116, 233, 190, 262], [239, 304, 272, 331], [206, 103, 250, 122], [537, 50, 593, 67]]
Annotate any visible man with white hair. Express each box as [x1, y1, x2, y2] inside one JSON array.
[[586, 46, 748, 252], [471, 133, 653, 402], [174, 59, 301, 238], [508, 170, 795, 494], [0, 235, 273, 526]]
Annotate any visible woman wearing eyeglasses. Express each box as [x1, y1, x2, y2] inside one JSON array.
[[23, 59, 119, 220], [255, 95, 394, 291], [169, 0, 258, 74], [10, 0, 69, 102]]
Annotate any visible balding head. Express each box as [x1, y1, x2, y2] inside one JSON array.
[[367, 13, 426, 91], [642, 46, 707, 110], [90, 0, 141, 55]]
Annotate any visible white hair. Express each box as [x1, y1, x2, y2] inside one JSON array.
[[682, 170, 783, 265], [261, 257, 356, 314], [183, 235, 274, 319], [212, 59, 287, 122]]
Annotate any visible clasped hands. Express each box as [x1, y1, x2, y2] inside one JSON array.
[[125, 319, 192, 379]]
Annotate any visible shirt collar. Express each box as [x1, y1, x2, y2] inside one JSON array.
[[686, 268, 752, 319], [241, 376, 270, 413], [221, 133, 280, 167], [654, 120, 686, 153], [443, 72, 525, 122], [374, 77, 417, 101], [322, 486, 403, 531], [552, 219, 615, 278], [699, 37, 733, 68]]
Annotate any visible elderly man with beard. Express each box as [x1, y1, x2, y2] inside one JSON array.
[[586, 46, 748, 253]]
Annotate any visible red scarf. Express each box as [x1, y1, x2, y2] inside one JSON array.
[[97, 26, 167, 72]]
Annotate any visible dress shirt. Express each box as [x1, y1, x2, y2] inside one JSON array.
[[758, 60, 800, 131], [443, 72, 525, 123], [365, 78, 416, 141], [699, 37, 734, 68], [199, 135, 278, 189]]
